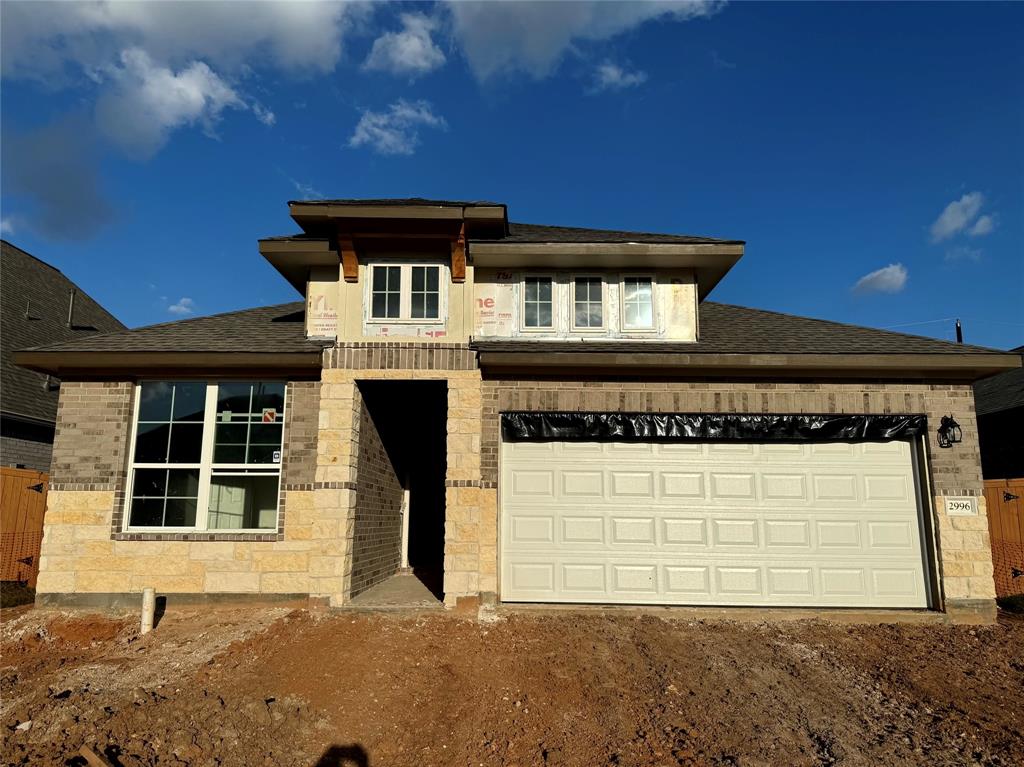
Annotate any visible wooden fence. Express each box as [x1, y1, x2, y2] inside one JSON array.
[[983, 478, 1024, 598], [1, 467, 48, 588]]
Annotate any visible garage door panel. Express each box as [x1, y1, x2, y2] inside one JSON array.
[[501, 438, 930, 608]]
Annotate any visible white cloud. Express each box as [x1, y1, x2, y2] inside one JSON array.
[[967, 214, 995, 237], [446, 0, 724, 80], [1, 217, 15, 236], [1, 1, 355, 81], [363, 13, 446, 77], [944, 245, 983, 263], [291, 179, 324, 200], [95, 49, 264, 157], [349, 99, 447, 156], [929, 191, 984, 243], [853, 263, 908, 295], [167, 297, 196, 316], [592, 61, 647, 91]]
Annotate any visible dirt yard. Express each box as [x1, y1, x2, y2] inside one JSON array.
[[2, 604, 1022, 767]]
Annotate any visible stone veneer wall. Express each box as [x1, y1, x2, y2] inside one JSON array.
[[348, 390, 404, 597], [34, 379, 350, 601], [318, 343, 486, 606], [479, 378, 995, 608]]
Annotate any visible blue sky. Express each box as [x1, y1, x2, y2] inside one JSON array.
[[2, 1, 1021, 348]]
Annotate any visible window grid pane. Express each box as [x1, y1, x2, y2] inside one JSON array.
[[623, 278, 654, 328], [574, 278, 603, 328], [410, 266, 440, 319], [524, 277, 553, 328], [372, 265, 402, 319]]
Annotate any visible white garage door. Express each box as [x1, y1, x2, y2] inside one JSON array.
[[500, 440, 930, 608]]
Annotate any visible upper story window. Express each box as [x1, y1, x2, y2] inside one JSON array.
[[127, 381, 285, 532], [622, 276, 655, 329], [369, 263, 442, 322], [523, 276, 553, 328], [573, 277, 603, 329]]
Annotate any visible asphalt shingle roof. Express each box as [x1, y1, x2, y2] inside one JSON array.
[[1, 240, 125, 422], [472, 302, 1004, 356], [489, 222, 742, 245], [290, 198, 502, 207], [20, 299, 1003, 361], [20, 302, 321, 355], [974, 347, 1024, 415]]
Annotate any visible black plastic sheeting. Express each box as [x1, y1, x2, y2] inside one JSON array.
[[501, 412, 927, 443]]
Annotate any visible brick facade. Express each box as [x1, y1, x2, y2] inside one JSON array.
[[349, 391, 404, 597], [0, 417, 55, 472], [34, 362, 997, 616]]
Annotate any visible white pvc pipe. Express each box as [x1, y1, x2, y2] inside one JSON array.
[[140, 587, 156, 634], [400, 485, 411, 570]]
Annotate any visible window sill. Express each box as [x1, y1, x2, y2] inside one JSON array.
[[114, 531, 280, 542]]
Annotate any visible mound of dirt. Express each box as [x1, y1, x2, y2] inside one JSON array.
[[2, 607, 1022, 766]]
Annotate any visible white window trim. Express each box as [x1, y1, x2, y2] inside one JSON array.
[[366, 261, 447, 324], [620, 273, 658, 332], [570, 274, 607, 333], [520, 273, 557, 333], [122, 381, 287, 534]]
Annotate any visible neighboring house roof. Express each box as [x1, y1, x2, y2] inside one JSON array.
[[974, 346, 1024, 416], [494, 223, 743, 246], [1, 240, 125, 423], [473, 303, 1004, 356], [18, 302, 321, 355]]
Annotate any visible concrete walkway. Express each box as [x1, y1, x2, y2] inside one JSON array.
[[345, 572, 443, 610]]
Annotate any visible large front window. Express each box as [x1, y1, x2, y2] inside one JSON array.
[[573, 277, 603, 329], [127, 381, 285, 531], [370, 263, 442, 321]]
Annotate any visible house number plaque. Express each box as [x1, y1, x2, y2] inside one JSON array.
[[943, 496, 978, 516]]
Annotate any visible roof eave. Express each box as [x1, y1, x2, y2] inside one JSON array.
[[474, 349, 1021, 381], [468, 242, 745, 300], [11, 350, 325, 378], [257, 238, 336, 295]]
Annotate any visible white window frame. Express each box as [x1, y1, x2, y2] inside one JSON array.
[[570, 274, 606, 332], [520, 273, 556, 332], [620, 273, 658, 332], [122, 380, 287, 534], [366, 261, 447, 324]]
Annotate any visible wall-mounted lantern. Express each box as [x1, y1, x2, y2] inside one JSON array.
[[937, 415, 963, 449]]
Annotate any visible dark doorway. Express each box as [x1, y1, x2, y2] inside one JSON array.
[[358, 381, 447, 599]]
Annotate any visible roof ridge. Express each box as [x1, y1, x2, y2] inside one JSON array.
[[22, 301, 304, 352], [702, 302, 1001, 354]]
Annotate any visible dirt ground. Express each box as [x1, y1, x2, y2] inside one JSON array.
[[2, 605, 1022, 767]]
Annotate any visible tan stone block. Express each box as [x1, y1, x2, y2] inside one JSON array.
[[310, 576, 345, 597], [131, 574, 204, 592], [950, 515, 990, 531], [972, 560, 994, 577], [35, 570, 75, 593], [80, 541, 115, 556], [234, 543, 255, 561], [942, 560, 974, 577], [480, 574, 497, 593], [201, 559, 254, 573], [284, 490, 315, 511], [252, 550, 309, 572], [309, 555, 346, 577], [284, 524, 313, 541], [260, 571, 311, 592], [942, 577, 970, 600], [73, 525, 113, 542], [967, 576, 996, 600], [205, 571, 260, 593], [188, 542, 237, 561], [77, 571, 132, 592], [42, 524, 74, 547], [125, 556, 202, 576], [311, 519, 342, 540], [114, 540, 175, 557], [962, 532, 989, 551]]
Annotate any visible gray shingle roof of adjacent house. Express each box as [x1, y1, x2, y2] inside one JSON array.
[[497, 223, 742, 245], [973, 347, 1024, 415], [17, 299, 1002, 361], [1, 240, 126, 422], [19, 302, 323, 354]]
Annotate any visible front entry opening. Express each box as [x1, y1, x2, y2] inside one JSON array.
[[356, 381, 447, 602]]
